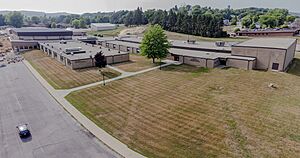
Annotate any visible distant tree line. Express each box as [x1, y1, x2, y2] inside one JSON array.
[[224, 7, 297, 29], [0, 6, 297, 37]]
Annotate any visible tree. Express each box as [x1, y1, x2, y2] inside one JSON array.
[[231, 16, 238, 25], [79, 19, 86, 28], [259, 15, 278, 28], [250, 23, 256, 29], [72, 19, 80, 28], [31, 16, 40, 24], [140, 24, 170, 63], [51, 22, 57, 28], [234, 28, 241, 33], [286, 15, 296, 23], [124, 11, 134, 26], [6, 11, 24, 28], [241, 15, 252, 28], [94, 51, 107, 68], [0, 14, 6, 26]]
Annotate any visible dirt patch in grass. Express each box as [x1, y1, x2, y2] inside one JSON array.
[[112, 54, 162, 72], [23, 50, 121, 89], [66, 64, 300, 157]]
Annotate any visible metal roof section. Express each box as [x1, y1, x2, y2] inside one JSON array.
[[40, 40, 128, 61], [11, 28, 73, 36], [233, 38, 297, 50]]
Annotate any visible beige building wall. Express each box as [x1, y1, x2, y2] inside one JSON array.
[[112, 54, 130, 63], [183, 56, 207, 67], [71, 59, 94, 69], [227, 58, 254, 70], [232, 47, 286, 71], [206, 59, 216, 68]]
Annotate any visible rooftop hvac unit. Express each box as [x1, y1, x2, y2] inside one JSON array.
[[60, 40, 67, 44], [215, 41, 225, 47]]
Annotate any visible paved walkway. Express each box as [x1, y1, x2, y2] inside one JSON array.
[[69, 60, 180, 93], [23, 59, 181, 158]]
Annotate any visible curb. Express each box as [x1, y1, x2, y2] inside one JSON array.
[[22, 60, 146, 158]]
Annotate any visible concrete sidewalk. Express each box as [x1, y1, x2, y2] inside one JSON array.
[[23, 59, 181, 158], [69, 60, 180, 93], [23, 60, 146, 158]]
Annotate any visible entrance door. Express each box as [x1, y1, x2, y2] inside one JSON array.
[[219, 58, 227, 65], [272, 63, 279, 70]]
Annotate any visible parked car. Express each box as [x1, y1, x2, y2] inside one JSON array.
[[16, 124, 31, 138]]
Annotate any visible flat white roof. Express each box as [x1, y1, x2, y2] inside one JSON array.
[[91, 23, 116, 27], [234, 38, 297, 50], [40, 40, 128, 61]]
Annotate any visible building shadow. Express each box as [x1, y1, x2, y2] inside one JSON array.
[[287, 58, 300, 76]]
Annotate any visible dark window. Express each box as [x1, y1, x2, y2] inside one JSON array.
[[174, 55, 180, 61], [272, 63, 279, 70]]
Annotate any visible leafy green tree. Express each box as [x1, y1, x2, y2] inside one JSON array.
[[241, 15, 252, 28], [51, 22, 57, 28], [286, 15, 296, 23], [79, 19, 86, 28], [231, 16, 238, 25], [234, 28, 241, 33], [259, 15, 278, 28], [140, 24, 170, 63], [72, 19, 80, 28], [6, 11, 24, 28], [250, 23, 256, 29], [31, 16, 40, 24]]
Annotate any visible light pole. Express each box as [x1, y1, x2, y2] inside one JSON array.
[[159, 58, 162, 70], [99, 70, 106, 86]]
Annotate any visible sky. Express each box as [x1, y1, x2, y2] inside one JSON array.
[[0, 0, 299, 14]]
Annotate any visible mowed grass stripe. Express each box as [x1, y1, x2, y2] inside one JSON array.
[[66, 64, 300, 157], [23, 50, 121, 89]]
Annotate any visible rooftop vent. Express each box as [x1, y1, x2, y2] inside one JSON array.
[[215, 41, 225, 47], [60, 40, 67, 44]]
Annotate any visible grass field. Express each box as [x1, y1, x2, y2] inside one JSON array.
[[23, 50, 121, 89], [66, 63, 300, 157], [87, 26, 126, 37], [112, 54, 162, 72]]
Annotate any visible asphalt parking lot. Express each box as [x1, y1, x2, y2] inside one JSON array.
[[0, 62, 120, 158]]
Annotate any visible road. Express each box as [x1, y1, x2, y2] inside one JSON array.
[[0, 62, 120, 158]]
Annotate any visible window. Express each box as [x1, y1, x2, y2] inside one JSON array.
[[272, 63, 279, 70]]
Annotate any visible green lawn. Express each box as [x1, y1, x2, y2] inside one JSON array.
[[66, 63, 300, 158], [23, 50, 121, 89]]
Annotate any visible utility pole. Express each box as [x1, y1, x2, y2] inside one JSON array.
[[99, 70, 106, 86], [159, 58, 162, 70]]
